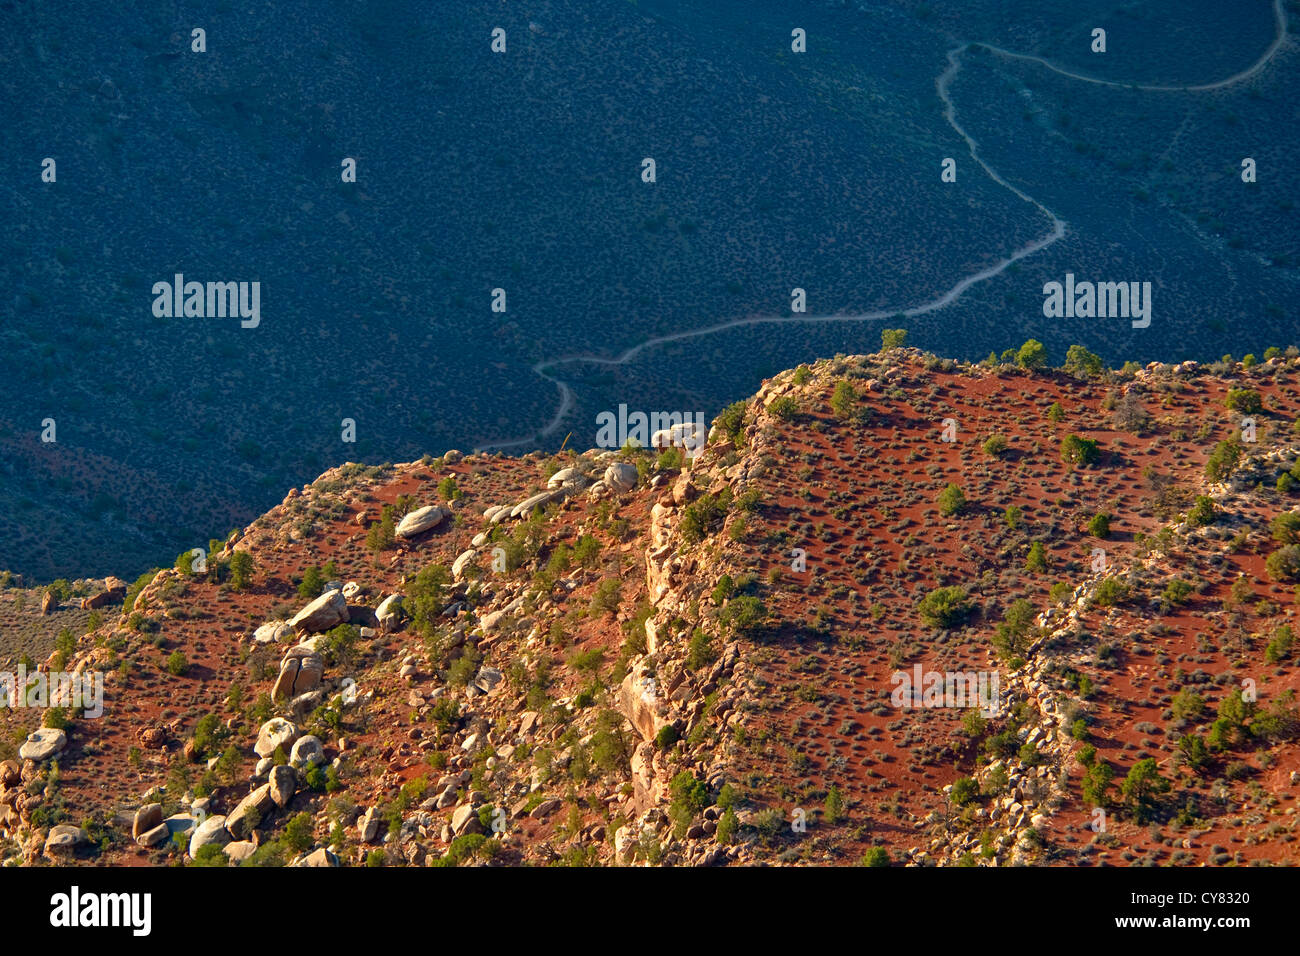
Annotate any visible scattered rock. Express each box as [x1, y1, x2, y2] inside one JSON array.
[[395, 505, 449, 538], [254, 718, 299, 759], [19, 728, 66, 762], [132, 803, 163, 841], [45, 825, 87, 856], [188, 815, 231, 857], [269, 765, 298, 808], [288, 589, 349, 634]]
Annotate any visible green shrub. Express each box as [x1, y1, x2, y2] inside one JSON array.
[[917, 586, 973, 629], [1205, 440, 1242, 482], [982, 434, 1008, 457], [829, 381, 858, 420], [1025, 541, 1047, 573], [936, 483, 966, 517], [769, 396, 798, 421], [1092, 577, 1129, 607], [1187, 496, 1216, 526], [228, 551, 254, 591], [1224, 388, 1263, 414], [1060, 434, 1100, 466], [950, 777, 979, 806], [881, 329, 907, 351]]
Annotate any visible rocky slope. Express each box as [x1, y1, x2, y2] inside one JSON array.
[[3, 345, 1300, 866]]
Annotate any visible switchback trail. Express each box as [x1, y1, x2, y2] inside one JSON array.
[[474, 0, 1287, 454]]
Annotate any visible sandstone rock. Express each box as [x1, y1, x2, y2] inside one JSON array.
[[269, 765, 298, 808], [272, 647, 325, 703], [450, 803, 483, 837], [618, 665, 669, 743], [288, 589, 348, 634], [136, 823, 170, 847], [39, 591, 55, 615], [19, 728, 66, 762], [530, 799, 561, 820], [357, 806, 381, 843], [252, 620, 292, 645], [226, 784, 275, 840], [547, 467, 588, 492], [290, 735, 325, 769], [473, 667, 503, 695], [45, 825, 86, 855], [603, 462, 637, 493], [188, 815, 231, 857], [133, 803, 163, 840], [81, 577, 127, 610], [672, 471, 698, 505], [297, 847, 339, 867], [452, 549, 477, 581], [375, 594, 405, 631], [254, 718, 299, 759], [395, 505, 449, 538], [223, 840, 258, 863], [510, 490, 560, 519]]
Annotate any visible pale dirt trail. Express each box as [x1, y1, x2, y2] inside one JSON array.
[[475, 0, 1287, 453]]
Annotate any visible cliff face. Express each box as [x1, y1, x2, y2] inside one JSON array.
[[5, 348, 1300, 867]]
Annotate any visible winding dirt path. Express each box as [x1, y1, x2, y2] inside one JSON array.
[[475, 0, 1287, 453]]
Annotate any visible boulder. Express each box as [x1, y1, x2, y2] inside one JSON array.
[[188, 815, 231, 857], [395, 505, 449, 539], [19, 728, 66, 762], [296, 847, 339, 867], [510, 490, 560, 519], [136, 823, 170, 847], [80, 577, 126, 610], [452, 549, 477, 582], [45, 825, 87, 856], [530, 799, 562, 820], [254, 718, 299, 759], [290, 735, 325, 769], [547, 467, 588, 491], [252, 620, 292, 645], [132, 803, 163, 840], [223, 840, 258, 863], [603, 462, 638, 493], [357, 806, 381, 843], [288, 589, 348, 634], [269, 765, 298, 808], [375, 594, 405, 631], [272, 647, 324, 703], [39, 591, 56, 615], [472, 667, 503, 695], [226, 784, 275, 840], [450, 804, 483, 837], [163, 814, 196, 835]]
